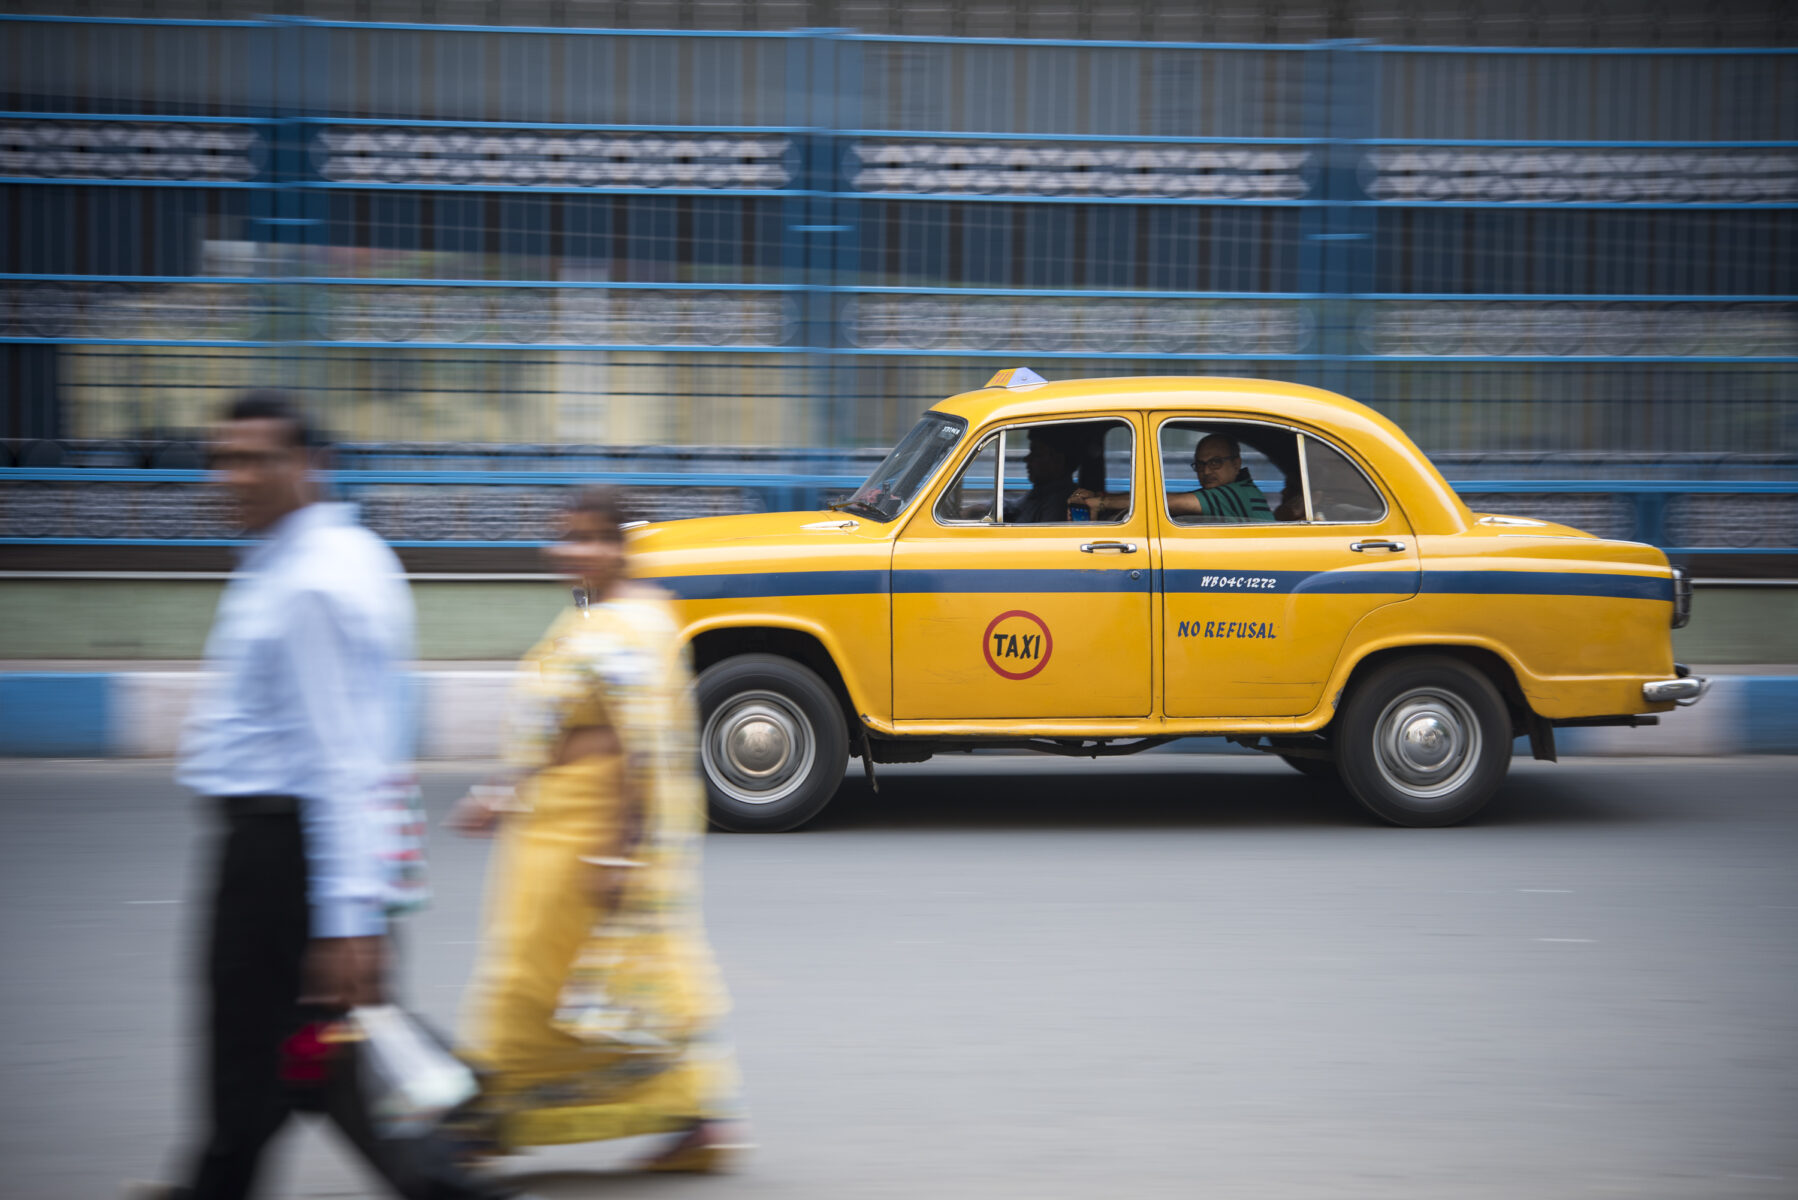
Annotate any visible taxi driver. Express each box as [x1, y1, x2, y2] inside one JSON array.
[[1073, 432, 1272, 522]]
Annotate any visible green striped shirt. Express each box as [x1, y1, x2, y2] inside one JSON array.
[[1191, 473, 1274, 522]]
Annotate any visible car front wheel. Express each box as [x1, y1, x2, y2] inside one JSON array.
[[694, 653, 849, 832], [1335, 655, 1511, 827]]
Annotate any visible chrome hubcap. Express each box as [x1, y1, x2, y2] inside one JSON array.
[[702, 690, 816, 806], [1401, 715, 1453, 770], [1373, 687, 1481, 804], [729, 715, 791, 777]]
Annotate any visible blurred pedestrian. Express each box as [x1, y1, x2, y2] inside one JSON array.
[[138, 390, 511, 1200], [448, 486, 746, 1171]]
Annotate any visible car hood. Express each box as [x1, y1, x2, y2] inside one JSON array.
[[627, 510, 893, 578]]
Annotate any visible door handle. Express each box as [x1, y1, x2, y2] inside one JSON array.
[[1349, 539, 1406, 552], [1080, 541, 1138, 554]]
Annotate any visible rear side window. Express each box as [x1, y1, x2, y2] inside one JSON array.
[[1158, 420, 1293, 525], [1156, 419, 1389, 526], [1302, 437, 1387, 523]]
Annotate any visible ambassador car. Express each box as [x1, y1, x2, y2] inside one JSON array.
[[628, 371, 1705, 831]]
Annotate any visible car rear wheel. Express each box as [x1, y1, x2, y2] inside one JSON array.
[[1336, 655, 1511, 827], [695, 653, 848, 832]]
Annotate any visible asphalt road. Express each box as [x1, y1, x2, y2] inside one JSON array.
[[4, 756, 1797, 1200]]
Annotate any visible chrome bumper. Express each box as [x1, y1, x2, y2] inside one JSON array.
[[1643, 671, 1709, 705]]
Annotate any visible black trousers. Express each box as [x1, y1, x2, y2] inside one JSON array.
[[182, 799, 503, 1200]]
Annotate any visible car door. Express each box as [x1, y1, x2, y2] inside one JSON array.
[[892, 415, 1153, 720], [1155, 415, 1421, 718]]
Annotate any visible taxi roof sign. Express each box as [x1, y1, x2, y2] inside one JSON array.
[[984, 367, 1048, 389]]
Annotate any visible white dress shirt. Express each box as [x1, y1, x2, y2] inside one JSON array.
[[179, 502, 416, 939]]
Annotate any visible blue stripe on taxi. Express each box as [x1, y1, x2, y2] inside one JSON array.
[[648, 568, 1671, 603]]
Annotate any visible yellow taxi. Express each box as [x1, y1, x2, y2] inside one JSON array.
[[629, 370, 1705, 831]]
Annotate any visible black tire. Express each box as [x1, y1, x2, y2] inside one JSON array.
[[1278, 753, 1339, 781], [1335, 654, 1512, 827], [694, 653, 849, 832]]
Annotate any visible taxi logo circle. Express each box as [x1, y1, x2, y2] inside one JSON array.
[[983, 610, 1053, 680]]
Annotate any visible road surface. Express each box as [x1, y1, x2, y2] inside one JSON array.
[[3, 755, 1795, 1199]]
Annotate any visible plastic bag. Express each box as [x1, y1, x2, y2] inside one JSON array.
[[350, 1004, 480, 1138]]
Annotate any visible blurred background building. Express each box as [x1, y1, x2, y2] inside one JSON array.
[[0, 0, 1793, 562]]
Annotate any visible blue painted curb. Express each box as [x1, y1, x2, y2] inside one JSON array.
[[0, 673, 113, 756], [0, 670, 1792, 758], [1742, 677, 1798, 755]]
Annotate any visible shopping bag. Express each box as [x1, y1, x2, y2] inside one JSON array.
[[349, 1004, 480, 1138]]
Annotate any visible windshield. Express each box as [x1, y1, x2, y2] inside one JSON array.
[[840, 412, 968, 522]]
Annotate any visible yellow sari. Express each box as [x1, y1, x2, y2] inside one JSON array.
[[459, 590, 737, 1150]]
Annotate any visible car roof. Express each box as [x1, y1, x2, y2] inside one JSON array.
[[932, 374, 1376, 428], [929, 374, 1472, 534]]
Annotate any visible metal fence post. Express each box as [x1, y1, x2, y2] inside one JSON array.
[[828, 30, 861, 453], [257, 19, 315, 414], [1305, 40, 1377, 403], [786, 30, 826, 449], [1635, 492, 1671, 546], [792, 29, 856, 450]]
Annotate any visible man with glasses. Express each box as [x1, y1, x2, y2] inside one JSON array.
[[1073, 432, 1272, 522]]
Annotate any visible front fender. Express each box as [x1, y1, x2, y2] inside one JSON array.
[[675, 599, 891, 723]]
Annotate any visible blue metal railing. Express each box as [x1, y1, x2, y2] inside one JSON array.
[[1, 466, 1790, 555], [0, 16, 1793, 525]]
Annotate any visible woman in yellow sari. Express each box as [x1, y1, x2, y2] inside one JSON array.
[[448, 487, 743, 1172]]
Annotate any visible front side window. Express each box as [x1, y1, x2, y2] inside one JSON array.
[[936, 418, 1133, 526], [842, 412, 967, 522], [934, 434, 1001, 522]]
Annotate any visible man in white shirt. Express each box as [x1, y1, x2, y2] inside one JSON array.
[[147, 391, 508, 1200]]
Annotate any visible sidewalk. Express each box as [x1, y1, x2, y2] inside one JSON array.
[[3, 663, 1793, 758], [0, 665, 511, 759]]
